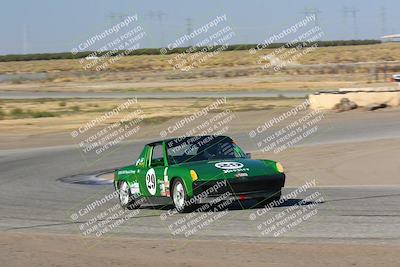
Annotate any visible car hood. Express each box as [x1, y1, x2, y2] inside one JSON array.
[[177, 158, 280, 181]]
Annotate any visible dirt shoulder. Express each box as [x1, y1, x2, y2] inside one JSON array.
[[0, 98, 302, 138], [1, 105, 399, 150], [1, 231, 398, 267]]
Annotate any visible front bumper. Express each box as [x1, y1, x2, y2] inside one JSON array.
[[192, 173, 285, 199]]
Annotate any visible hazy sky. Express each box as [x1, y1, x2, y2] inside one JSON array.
[[0, 0, 399, 55]]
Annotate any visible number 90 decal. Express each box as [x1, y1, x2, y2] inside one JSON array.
[[146, 168, 157, 195]]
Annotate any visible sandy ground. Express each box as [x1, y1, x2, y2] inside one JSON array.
[[0, 74, 392, 92], [1, 106, 399, 149], [0, 98, 303, 135], [2, 43, 399, 95], [3, 43, 399, 74], [1, 232, 399, 267]]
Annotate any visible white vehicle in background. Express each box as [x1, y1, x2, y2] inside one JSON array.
[[85, 55, 99, 60], [392, 74, 400, 83]]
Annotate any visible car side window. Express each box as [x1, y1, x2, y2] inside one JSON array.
[[151, 144, 164, 167]]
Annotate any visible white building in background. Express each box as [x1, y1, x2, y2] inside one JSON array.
[[381, 34, 400, 42]]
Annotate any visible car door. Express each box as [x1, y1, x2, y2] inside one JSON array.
[[143, 143, 168, 197], [132, 145, 150, 197]]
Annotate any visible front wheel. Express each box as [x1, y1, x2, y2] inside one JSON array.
[[172, 178, 193, 213], [118, 181, 140, 210]]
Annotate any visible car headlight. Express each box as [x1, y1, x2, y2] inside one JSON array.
[[276, 162, 284, 173], [190, 170, 198, 181]]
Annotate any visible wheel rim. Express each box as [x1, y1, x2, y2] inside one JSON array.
[[119, 182, 130, 205], [173, 182, 185, 210]]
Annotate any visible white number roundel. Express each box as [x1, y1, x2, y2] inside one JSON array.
[[146, 168, 157, 195], [214, 162, 244, 170]]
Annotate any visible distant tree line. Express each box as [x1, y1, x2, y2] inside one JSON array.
[[0, 40, 381, 62]]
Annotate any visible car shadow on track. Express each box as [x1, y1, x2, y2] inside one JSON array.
[[141, 198, 324, 212]]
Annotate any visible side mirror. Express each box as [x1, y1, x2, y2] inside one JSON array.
[[246, 152, 252, 158]]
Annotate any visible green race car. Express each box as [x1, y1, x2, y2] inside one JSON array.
[[114, 135, 285, 212]]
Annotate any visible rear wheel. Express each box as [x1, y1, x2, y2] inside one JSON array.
[[118, 181, 140, 210], [172, 178, 193, 213]]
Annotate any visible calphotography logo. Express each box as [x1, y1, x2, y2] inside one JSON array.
[[214, 162, 244, 170]]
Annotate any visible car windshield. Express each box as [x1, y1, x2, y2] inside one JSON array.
[[166, 136, 246, 164]]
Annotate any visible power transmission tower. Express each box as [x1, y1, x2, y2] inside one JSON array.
[[343, 7, 360, 39], [108, 12, 129, 25], [22, 23, 28, 54], [380, 7, 387, 35], [146, 10, 156, 21], [156, 11, 167, 47], [302, 7, 322, 27], [119, 12, 129, 21], [144, 10, 167, 47], [185, 17, 193, 46], [108, 12, 118, 25]]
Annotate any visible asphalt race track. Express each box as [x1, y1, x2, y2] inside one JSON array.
[[0, 111, 399, 245]]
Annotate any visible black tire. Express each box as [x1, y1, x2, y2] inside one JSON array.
[[171, 178, 193, 213], [118, 181, 141, 210]]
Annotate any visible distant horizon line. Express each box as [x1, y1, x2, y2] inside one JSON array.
[[0, 39, 385, 57]]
